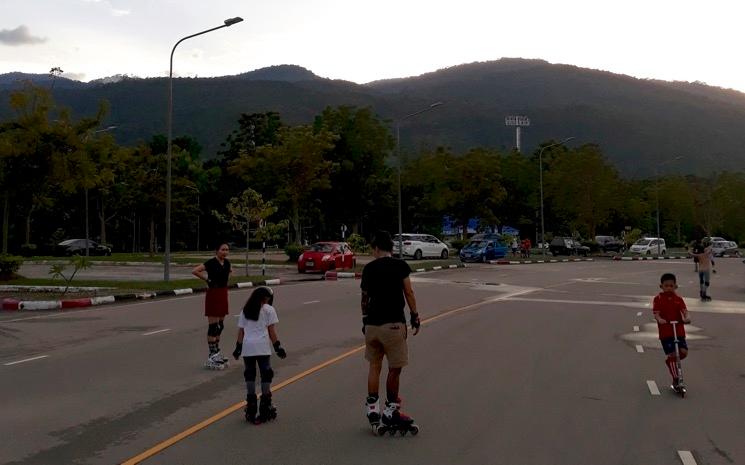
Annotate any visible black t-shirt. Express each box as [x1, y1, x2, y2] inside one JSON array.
[[360, 256, 411, 325], [204, 257, 231, 288]]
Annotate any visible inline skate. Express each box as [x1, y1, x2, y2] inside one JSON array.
[[376, 398, 419, 436], [255, 394, 277, 424]]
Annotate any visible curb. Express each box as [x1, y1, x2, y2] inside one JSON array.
[[1, 279, 282, 312], [488, 258, 594, 265], [613, 256, 688, 261], [324, 263, 466, 280]]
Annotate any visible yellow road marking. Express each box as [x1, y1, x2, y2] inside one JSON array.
[[122, 287, 533, 464]]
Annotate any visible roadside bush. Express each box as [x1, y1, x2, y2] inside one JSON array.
[[0, 255, 23, 280], [284, 244, 304, 262], [449, 239, 469, 252], [739, 241, 745, 249], [20, 243, 37, 257], [346, 233, 370, 254]]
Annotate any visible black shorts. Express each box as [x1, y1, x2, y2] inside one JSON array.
[[661, 337, 687, 355]]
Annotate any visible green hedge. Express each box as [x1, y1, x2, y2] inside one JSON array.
[[284, 244, 304, 262], [0, 255, 23, 280]]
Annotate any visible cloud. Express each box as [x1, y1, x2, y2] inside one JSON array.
[[62, 72, 86, 81], [0, 25, 47, 46], [111, 8, 131, 16]]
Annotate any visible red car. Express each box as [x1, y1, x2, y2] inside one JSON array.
[[298, 242, 356, 273]]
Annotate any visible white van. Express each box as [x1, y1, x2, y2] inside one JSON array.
[[629, 237, 667, 255]]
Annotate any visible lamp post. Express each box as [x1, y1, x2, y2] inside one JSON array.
[[165, 17, 243, 281], [82, 125, 117, 256], [538, 137, 575, 258], [395, 102, 443, 258], [655, 156, 683, 255]]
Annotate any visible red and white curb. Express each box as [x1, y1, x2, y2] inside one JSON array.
[[325, 264, 465, 280], [613, 256, 687, 261], [489, 258, 594, 265], [1, 279, 282, 311]]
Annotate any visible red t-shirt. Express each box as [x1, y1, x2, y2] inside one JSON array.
[[652, 292, 687, 339]]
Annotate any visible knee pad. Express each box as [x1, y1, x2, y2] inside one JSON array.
[[261, 367, 274, 383], [207, 322, 220, 337], [217, 320, 224, 336]]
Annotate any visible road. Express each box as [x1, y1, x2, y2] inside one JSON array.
[[1, 258, 744, 464]]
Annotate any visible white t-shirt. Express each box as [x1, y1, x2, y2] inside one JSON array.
[[237, 304, 279, 356]]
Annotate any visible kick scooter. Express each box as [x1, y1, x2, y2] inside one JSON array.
[[669, 320, 687, 398]]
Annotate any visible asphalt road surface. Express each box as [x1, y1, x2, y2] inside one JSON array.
[[1, 258, 744, 465]]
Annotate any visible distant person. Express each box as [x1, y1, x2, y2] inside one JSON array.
[[691, 239, 714, 301], [652, 273, 691, 391], [511, 238, 519, 257], [361, 230, 420, 435], [232, 286, 287, 424], [192, 243, 232, 369]]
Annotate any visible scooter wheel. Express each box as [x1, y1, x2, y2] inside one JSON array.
[[410, 425, 419, 436]]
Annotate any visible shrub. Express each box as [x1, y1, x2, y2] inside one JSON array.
[[449, 239, 469, 252], [0, 255, 23, 280], [20, 243, 37, 257], [346, 233, 370, 254], [581, 241, 600, 252], [284, 244, 304, 262]]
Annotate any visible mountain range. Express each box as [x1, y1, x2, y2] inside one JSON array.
[[2, 59, 745, 177]]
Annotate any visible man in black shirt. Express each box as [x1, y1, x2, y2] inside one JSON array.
[[361, 230, 419, 430]]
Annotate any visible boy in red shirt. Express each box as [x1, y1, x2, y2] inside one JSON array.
[[652, 273, 691, 390]]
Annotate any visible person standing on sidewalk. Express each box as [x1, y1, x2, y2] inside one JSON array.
[[691, 238, 714, 301], [361, 230, 420, 430], [192, 243, 233, 369]]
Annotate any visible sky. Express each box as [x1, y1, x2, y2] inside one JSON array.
[[2, 0, 745, 92]]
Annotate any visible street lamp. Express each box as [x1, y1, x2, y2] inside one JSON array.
[[395, 102, 443, 258], [655, 156, 683, 255], [165, 17, 243, 281], [538, 137, 575, 258], [82, 125, 117, 256]]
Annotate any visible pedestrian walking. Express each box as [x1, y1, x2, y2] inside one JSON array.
[[361, 230, 420, 435], [192, 243, 232, 369], [511, 238, 518, 257], [232, 286, 287, 424]]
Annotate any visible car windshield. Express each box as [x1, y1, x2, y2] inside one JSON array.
[[309, 243, 334, 252], [466, 241, 489, 249], [393, 235, 414, 242], [59, 239, 78, 245], [634, 239, 651, 246]]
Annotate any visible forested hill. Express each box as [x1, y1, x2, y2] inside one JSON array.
[[3, 59, 745, 177]]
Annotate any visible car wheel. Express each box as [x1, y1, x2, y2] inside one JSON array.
[[440, 249, 448, 259], [298, 268, 305, 274], [414, 250, 422, 260], [646, 250, 651, 256], [661, 249, 666, 256]]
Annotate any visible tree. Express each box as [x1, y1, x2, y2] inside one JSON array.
[[313, 106, 394, 236], [213, 188, 278, 276], [544, 144, 622, 238], [230, 125, 337, 243]]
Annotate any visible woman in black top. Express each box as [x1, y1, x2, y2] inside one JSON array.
[[192, 243, 232, 369]]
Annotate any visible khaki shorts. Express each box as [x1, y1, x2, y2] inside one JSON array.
[[365, 323, 408, 368]]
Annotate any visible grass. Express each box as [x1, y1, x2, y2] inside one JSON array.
[[21, 253, 292, 266]]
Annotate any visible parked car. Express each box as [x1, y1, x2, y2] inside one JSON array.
[[549, 237, 590, 256], [297, 242, 356, 273], [629, 237, 667, 255], [711, 240, 740, 257], [54, 239, 112, 256], [594, 235, 625, 253], [459, 239, 509, 262], [393, 234, 449, 259]]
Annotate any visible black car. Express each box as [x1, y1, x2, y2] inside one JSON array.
[[595, 235, 625, 253], [54, 239, 112, 256], [549, 237, 590, 256]]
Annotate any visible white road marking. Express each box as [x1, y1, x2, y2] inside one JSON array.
[[635, 345, 644, 353], [647, 380, 661, 395], [677, 451, 698, 465], [4, 355, 49, 366], [633, 325, 640, 332], [303, 300, 320, 305], [143, 328, 171, 336]]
